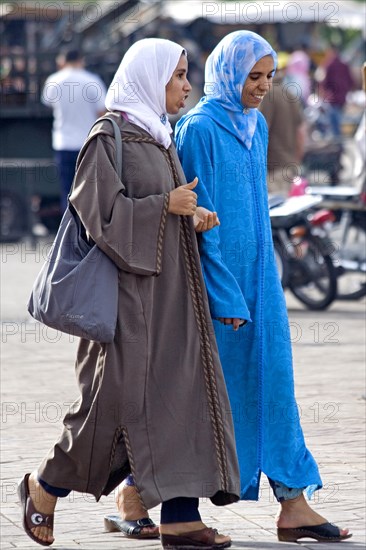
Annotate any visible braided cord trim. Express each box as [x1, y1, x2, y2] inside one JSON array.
[[156, 193, 170, 274], [121, 427, 146, 509], [108, 425, 124, 471], [162, 146, 230, 492], [108, 425, 147, 510], [119, 134, 230, 492], [122, 135, 170, 275]]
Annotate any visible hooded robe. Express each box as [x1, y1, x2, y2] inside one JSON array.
[[175, 31, 322, 500], [37, 38, 240, 508]]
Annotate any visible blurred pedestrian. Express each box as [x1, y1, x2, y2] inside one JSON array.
[[285, 48, 312, 106], [175, 30, 351, 544], [19, 38, 239, 549], [319, 44, 354, 137], [42, 49, 107, 212], [260, 52, 307, 195]]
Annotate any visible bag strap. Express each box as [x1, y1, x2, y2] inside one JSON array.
[[89, 115, 123, 179], [68, 115, 123, 242]]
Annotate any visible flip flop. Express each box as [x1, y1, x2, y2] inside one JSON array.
[[161, 527, 231, 549], [277, 522, 352, 542], [104, 514, 160, 539], [17, 473, 54, 547]]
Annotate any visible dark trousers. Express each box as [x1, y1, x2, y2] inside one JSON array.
[[54, 150, 79, 213], [161, 497, 200, 524], [38, 477, 201, 524]]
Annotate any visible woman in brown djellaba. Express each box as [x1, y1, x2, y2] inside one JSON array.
[[18, 38, 240, 549]]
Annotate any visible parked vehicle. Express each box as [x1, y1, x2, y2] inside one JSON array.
[[306, 184, 366, 300], [0, 153, 60, 242], [302, 95, 344, 184], [0, 2, 137, 242], [270, 194, 338, 310], [1, 6, 65, 242], [300, 106, 366, 300]]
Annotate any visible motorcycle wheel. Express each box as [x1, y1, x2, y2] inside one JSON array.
[[335, 213, 366, 300], [288, 234, 338, 310]]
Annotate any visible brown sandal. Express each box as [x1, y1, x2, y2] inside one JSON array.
[[18, 473, 54, 547], [277, 522, 352, 542], [161, 527, 231, 549]]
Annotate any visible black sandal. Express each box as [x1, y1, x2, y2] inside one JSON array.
[[104, 514, 159, 539], [277, 522, 352, 542]]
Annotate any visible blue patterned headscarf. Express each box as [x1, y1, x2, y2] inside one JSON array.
[[204, 31, 277, 149]]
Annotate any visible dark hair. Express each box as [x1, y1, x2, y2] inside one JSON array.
[[64, 50, 82, 63]]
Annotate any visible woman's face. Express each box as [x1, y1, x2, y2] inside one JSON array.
[[241, 55, 274, 109], [165, 54, 192, 115]]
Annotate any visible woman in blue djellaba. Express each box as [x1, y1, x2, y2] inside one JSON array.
[[175, 30, 351, 543]]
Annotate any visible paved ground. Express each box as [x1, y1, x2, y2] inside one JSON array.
[[1, 238, 365, 549]]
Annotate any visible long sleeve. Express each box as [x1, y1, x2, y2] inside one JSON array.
[[41, 76, 53, 108], [70, 133, 170, 275], [176, 121, 251, 321]]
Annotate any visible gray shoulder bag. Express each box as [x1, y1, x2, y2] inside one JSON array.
[[27, 116, 122, 343]]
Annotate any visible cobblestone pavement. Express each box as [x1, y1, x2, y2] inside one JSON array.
[[1, 240, 365, 549]]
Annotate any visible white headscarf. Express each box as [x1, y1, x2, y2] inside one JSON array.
[[105, 38, 185, 148]]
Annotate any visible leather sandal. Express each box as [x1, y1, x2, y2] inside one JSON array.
[[104, 514, 159, 539], [161, 527, 231, 549], [18, 473, 54, 547], [277, 522, 352, 542]]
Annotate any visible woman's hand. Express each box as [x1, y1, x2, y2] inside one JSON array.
[[168, 178, 198, 216], [194, 207, 220, 232], [217, 318, 247, 331]]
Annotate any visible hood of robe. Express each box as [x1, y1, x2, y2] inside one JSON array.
[[180, 31, 277, 149]]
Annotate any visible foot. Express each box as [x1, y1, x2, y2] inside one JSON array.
[[160, 520, 231, 546], [276, 494, 349, 537], [27, 472, 57, 545], [116, 481, 159, 537]]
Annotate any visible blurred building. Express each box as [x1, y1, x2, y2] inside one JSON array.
[[1, 0, 365, 241]]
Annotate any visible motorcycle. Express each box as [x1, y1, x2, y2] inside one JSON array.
[[302, 94, 344, 184], [294, 106, 366, 300], [305, 182, 366, 300], [269, 194, 338, 310]]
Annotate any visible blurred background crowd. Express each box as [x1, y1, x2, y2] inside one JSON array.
[[0, 0, 365, 242]]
